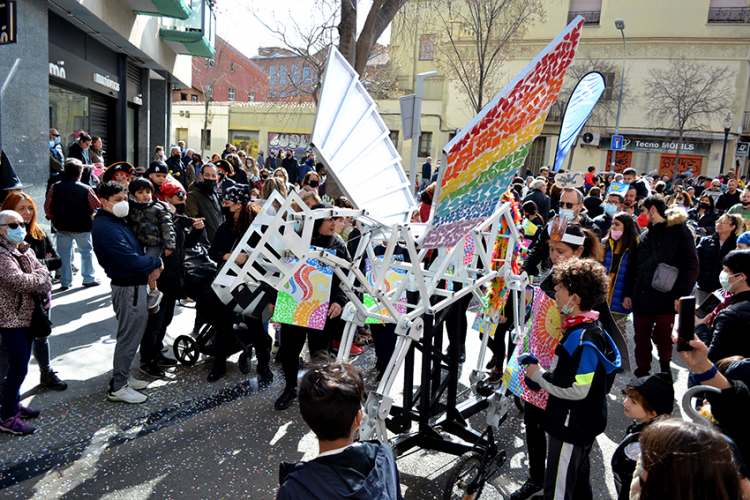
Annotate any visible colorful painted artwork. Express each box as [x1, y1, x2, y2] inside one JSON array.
[[422, 18, 584, 249], [472, 313, 498, 337], [522, 219, 539, 236], [606, 180, 629, 199], [271, 256, 333, 330], [363, 256, 408, 324], [502, 288, 564, 410], [463, 233, 476, 266]]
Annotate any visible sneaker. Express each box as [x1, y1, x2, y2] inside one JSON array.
[[40, 370, 68, 391], [207, 359, 226, 383], [147, 289, 163, 311], [258, 367, 274, 383], [274, 387, 297, 410], [486, 356, 497, 370], [128, 377, 150, 390], [82, 280, 101, 288], [331, 341, 365, 356], [161, 344, 169, 353], [139, 364, 165, 379], [107, 384, 148, 404], [155, 354, 178, 368], [510, 479, 544, 500], [0, 415, 35, 435], [488, 367, 503, 385], [16, 403, 40, 419]]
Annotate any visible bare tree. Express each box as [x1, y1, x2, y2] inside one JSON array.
[[422, 0, 545, 113], [644, 58, 734, 180], [339, 0, 408, 75], [194, 37, 234, 156]]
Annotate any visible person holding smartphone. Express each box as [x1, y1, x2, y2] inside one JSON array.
[[695, 249, 750, 363]]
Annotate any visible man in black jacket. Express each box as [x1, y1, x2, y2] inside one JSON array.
[[523, 178, 551, 223], [592, 192, 624, 236], [628, 196, 699, 377], [717, 179, 741, 213], [165, 146, 188, 189], [281, 149, 300, 187], [44, 159, 101, 290]]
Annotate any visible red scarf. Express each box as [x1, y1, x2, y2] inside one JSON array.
[[561, 310, 600, 331]]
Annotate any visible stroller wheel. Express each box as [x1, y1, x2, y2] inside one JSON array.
[[173, 335, 199, 366], [238, 351, 251, 374]]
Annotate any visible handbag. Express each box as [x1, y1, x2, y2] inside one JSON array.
[[28, 295, 52, 339], [648, 233, 679, 293]]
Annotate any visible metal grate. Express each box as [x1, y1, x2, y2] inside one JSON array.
[[567, 10, 601, 25], [89, 99, 109, 155], [126, 61, 141, 84], [708, 7, 750, 23]]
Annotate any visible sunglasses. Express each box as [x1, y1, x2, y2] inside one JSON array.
[[560, 202, 578, 209], [1, 222, 22, 229]]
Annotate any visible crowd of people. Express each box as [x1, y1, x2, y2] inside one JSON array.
[[0, 134, 749, 499]]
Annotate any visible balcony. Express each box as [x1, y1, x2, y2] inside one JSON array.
[[708, 7, 750, 23], [160, 0, 216, 58], [743, 111, 750, 134], [546, 100, 566, 124], [123, 0, 192, 19], [567, 10, 601, 26]]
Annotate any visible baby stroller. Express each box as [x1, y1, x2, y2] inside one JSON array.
[[172, 249, 259, 374]]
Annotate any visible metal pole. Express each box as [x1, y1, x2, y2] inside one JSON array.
[[610, 24, 626, 172], [721, 127, 730, 175], [409, 71, 437, 194]]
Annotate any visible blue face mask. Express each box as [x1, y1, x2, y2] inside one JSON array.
[[49, 140, 55, 148], [6, 225, 26, 244], [55, 136, 61, 145], [603, 204, 618, 216], [559, 208, 576, 221]]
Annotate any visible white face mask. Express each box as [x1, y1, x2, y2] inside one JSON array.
[[111, 200, 129, 218]]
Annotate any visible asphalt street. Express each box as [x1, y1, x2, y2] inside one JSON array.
[[0, 259, 694, 499]]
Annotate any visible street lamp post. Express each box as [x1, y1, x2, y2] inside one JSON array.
[[720, 112, 733, 175], [609, 19, 626, 173]]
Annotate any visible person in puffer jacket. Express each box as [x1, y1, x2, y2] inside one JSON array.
[[602, 212, 639, 338], [526, 258, 621, 500], [277, 359, 402, 500]]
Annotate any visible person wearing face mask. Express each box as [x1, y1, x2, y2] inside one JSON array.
[[213, 159, 237, 198], [592, 192, 624, 236], [0, 210, 52, 435], [520, 187, 601, 277], [186, 163, 223, 243], [91, 182, 164, 404], [687, 193, 720, 237], [315, 163, 327, 198], [165, 146, 190, 189], [695, 250, 750, 363], [523, 258, 621, 500], [226, 153, 249, 185], [728, 188, 750, 231], [695, 214, 740, 304], [630, 196, 699, 378], [44, 159, 101, 291], [603, 213, 640, 338], [299, 171, 321, 195], [49, 129, 64, 173]]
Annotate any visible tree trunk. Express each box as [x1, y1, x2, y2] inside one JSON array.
[[338, 0, 357, 66], [202, 96, 210, 157]]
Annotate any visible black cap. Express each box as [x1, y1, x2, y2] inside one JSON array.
[[101, 161, 136, 183], [148, 160, 169, 175], [628, 372, 674, 416], [725, 359, 750, 386]]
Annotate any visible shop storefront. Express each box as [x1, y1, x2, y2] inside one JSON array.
[[601, 136, 713, 176]]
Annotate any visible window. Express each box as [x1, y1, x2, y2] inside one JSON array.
[[602, 72, 615, 100], [418, 132, 432, 157], [708, 0, 749, 23], [228, 88, 235, 101], [419, 35, 436, 61], [568, 0, 602, 24], [201, 129, 211, 149], [191, 94, 198, 102], [248, 91, 255, 102], [303, 65, 310, 84], [206, 58, 215, 68], [269, 92, 275, 98], [389, 130, 399, 148], [269, 65, 276, 84], [231, 62, 236, 72], [280, 65, 287, 84], [180, 93, 187, 101], [291, 64, 298, 84], [526, 136, 547, 174], [280, 92, 286, 98]]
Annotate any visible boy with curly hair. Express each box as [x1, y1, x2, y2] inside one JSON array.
[[524, 258, 621, 500]]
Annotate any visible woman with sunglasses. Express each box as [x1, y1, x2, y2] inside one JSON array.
[[0, 210, 52, 435], [0, 193, 66, 391]]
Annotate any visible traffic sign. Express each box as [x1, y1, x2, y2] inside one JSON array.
[[611, 135, 624, 151]]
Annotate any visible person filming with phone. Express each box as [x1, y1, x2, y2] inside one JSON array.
[[695, 249, 750, 363]]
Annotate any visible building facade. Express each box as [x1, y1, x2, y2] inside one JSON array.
[[252, 48, 319, 102]]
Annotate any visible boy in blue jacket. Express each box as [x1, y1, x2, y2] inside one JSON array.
[[525, 258, 621, 500], [276, 358, 402, 500], [92, 182, 163, 404]]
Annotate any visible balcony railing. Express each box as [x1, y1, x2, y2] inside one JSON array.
[[708, 7, 750, 23], [567, 10, 601, 26], [546, 101, 565, 124]]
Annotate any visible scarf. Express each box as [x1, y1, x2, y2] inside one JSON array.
[[561, 310, 600, 331]]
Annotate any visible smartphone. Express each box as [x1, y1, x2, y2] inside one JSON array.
[[677, 296, 696, 352], [696, 292, 722, 319]]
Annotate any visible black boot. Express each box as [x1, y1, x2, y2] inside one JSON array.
[[207, 357, 227, 382]]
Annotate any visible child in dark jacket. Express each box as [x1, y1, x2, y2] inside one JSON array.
[[610, 372, 674, 500], [276, 358, 402, 500], [525, 258, 621, 500], [126, 178, 176, 313]]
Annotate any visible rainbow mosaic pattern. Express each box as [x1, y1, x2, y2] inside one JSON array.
[[422, 17, 584, 249]]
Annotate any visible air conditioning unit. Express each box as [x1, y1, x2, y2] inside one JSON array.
[[580, 131, 601, 147]]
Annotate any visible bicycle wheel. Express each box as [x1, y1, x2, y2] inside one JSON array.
[[443, 452, 485, 500]]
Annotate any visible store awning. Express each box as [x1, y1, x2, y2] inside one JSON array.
[[123, 0, 192, 20]]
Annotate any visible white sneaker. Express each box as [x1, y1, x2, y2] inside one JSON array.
[[107, 384, 148, 403], [128, 377, 150, 390]]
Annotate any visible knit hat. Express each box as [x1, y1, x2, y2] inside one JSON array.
[[628, 372, 674, 416], [223, 185, 250, 205], [738, 231, 750, 247], [148, 160, 169, 175], [160, 182, 186, 200]]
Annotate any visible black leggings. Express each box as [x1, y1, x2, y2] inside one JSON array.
[[524, 401, 547, 485], [280, 318, 339, 388]]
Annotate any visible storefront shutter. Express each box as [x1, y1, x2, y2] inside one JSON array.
[[90, 98, 109, 155]]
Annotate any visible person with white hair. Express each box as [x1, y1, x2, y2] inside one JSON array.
[[523, 177, 551, 224], [0, 209, 52, 435]]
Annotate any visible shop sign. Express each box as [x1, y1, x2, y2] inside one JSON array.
[[93, 73, 120, 92], [49, 61, 66, 79], [600, 136, 711, 156], [0, 1, 17, 45], [736, 142, 749, 158], [132, 95, 143, 105]]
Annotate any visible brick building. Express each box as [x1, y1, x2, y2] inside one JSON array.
[[173, 37, 269, 103], [251, 48, 319, 102]]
